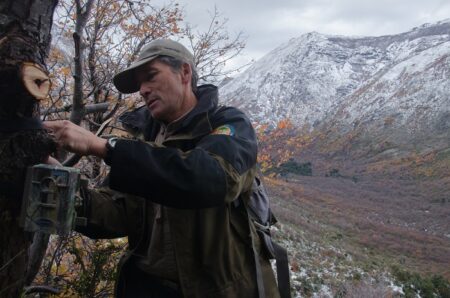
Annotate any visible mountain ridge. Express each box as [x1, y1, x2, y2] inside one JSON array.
[[220, 20, 450, 157]]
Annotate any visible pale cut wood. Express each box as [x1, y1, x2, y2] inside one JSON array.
[[21, 62, 51, 100]]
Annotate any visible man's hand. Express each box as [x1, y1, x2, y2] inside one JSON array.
[[45, 156, 62, 166], [43, 120, 107, 158]]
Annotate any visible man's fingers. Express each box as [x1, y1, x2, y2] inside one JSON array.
[[43, 121, 69, 149], [43, 120, 74, 140], [41, 120, 97, 156], [43, 120, 64, 132], [45, 156, 62, 166]]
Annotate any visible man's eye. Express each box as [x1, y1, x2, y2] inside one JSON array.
[[147, 72, 157, 81]]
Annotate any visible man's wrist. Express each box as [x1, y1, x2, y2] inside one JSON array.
[[90, 138, 108, 159]]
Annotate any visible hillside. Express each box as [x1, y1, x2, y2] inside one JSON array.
[[266, 173, 450, 297]]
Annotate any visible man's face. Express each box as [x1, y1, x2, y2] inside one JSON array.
[[136, 60, 188, 123]]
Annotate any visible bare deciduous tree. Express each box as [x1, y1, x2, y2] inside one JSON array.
[[185, 6, 249, 84]]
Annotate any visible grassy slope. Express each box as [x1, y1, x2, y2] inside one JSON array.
[[265, 173, 450, 296]]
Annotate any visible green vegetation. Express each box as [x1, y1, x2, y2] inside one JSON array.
[[272, 159, 313, 176], [326, 168, 341, 177], [293, 276, 319, 296], [436, 148, 450, 161], [391, 266, 450, 298]]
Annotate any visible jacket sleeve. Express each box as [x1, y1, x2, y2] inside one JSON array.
[[108, 107, 257, 209], [75, 187, 128, 239]]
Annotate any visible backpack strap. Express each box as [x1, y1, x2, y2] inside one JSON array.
[[235, 197, 292, 298], [272, 241, 291, 298], [254, 170, 291, 298], [248, 215, 267, 298], [253, 219, 291, 298]]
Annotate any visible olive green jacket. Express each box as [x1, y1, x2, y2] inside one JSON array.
[[77, 85, 279, 297]]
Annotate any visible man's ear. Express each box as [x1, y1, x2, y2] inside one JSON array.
[[180, 62, 192, 85]]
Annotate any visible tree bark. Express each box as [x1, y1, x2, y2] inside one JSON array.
[[0, 1, 58, 297]]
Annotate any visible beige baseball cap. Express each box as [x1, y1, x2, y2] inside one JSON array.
[[113, 39, 194, 94]]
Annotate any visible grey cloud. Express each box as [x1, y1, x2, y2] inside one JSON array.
[[153, 0, 450, 68]]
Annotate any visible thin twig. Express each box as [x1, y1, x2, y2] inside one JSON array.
[[0, 249, 25, 272]]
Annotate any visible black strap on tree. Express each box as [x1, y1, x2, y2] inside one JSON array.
[[0, 117, 43, 132]]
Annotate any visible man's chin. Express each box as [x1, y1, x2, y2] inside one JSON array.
[[149, 110, 167, 123]]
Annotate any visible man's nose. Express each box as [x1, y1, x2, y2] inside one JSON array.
[[139, 82, 152, 98]]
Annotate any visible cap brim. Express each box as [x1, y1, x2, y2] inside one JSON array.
[[113, 55, 158, 94]]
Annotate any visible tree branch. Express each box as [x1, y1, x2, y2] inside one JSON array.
[[70, 0, 95, 125], [24, 285, 60, 294]]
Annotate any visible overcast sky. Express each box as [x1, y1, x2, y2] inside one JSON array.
[[153, 0, 450, 70]]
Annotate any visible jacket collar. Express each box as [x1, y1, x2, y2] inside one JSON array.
[[119, 84, 219, 140], [184, 84, 218, 123]]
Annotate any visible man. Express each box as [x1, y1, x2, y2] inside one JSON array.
[[44, 39, 279, 297]]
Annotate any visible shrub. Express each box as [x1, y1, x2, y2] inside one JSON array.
[[334, 280, 393, 298], [431, 275, 450, 298], [273, 159, 312, 176], [326, 168, 341, 177], [391, 265, 450, 298]]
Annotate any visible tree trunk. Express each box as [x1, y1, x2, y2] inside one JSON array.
[[0, 1, 58, 297]]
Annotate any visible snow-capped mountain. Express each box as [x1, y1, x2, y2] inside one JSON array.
[[220, 20, 450, 152]]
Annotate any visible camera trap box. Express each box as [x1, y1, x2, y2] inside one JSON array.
[[20, 164, 83, 236]]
